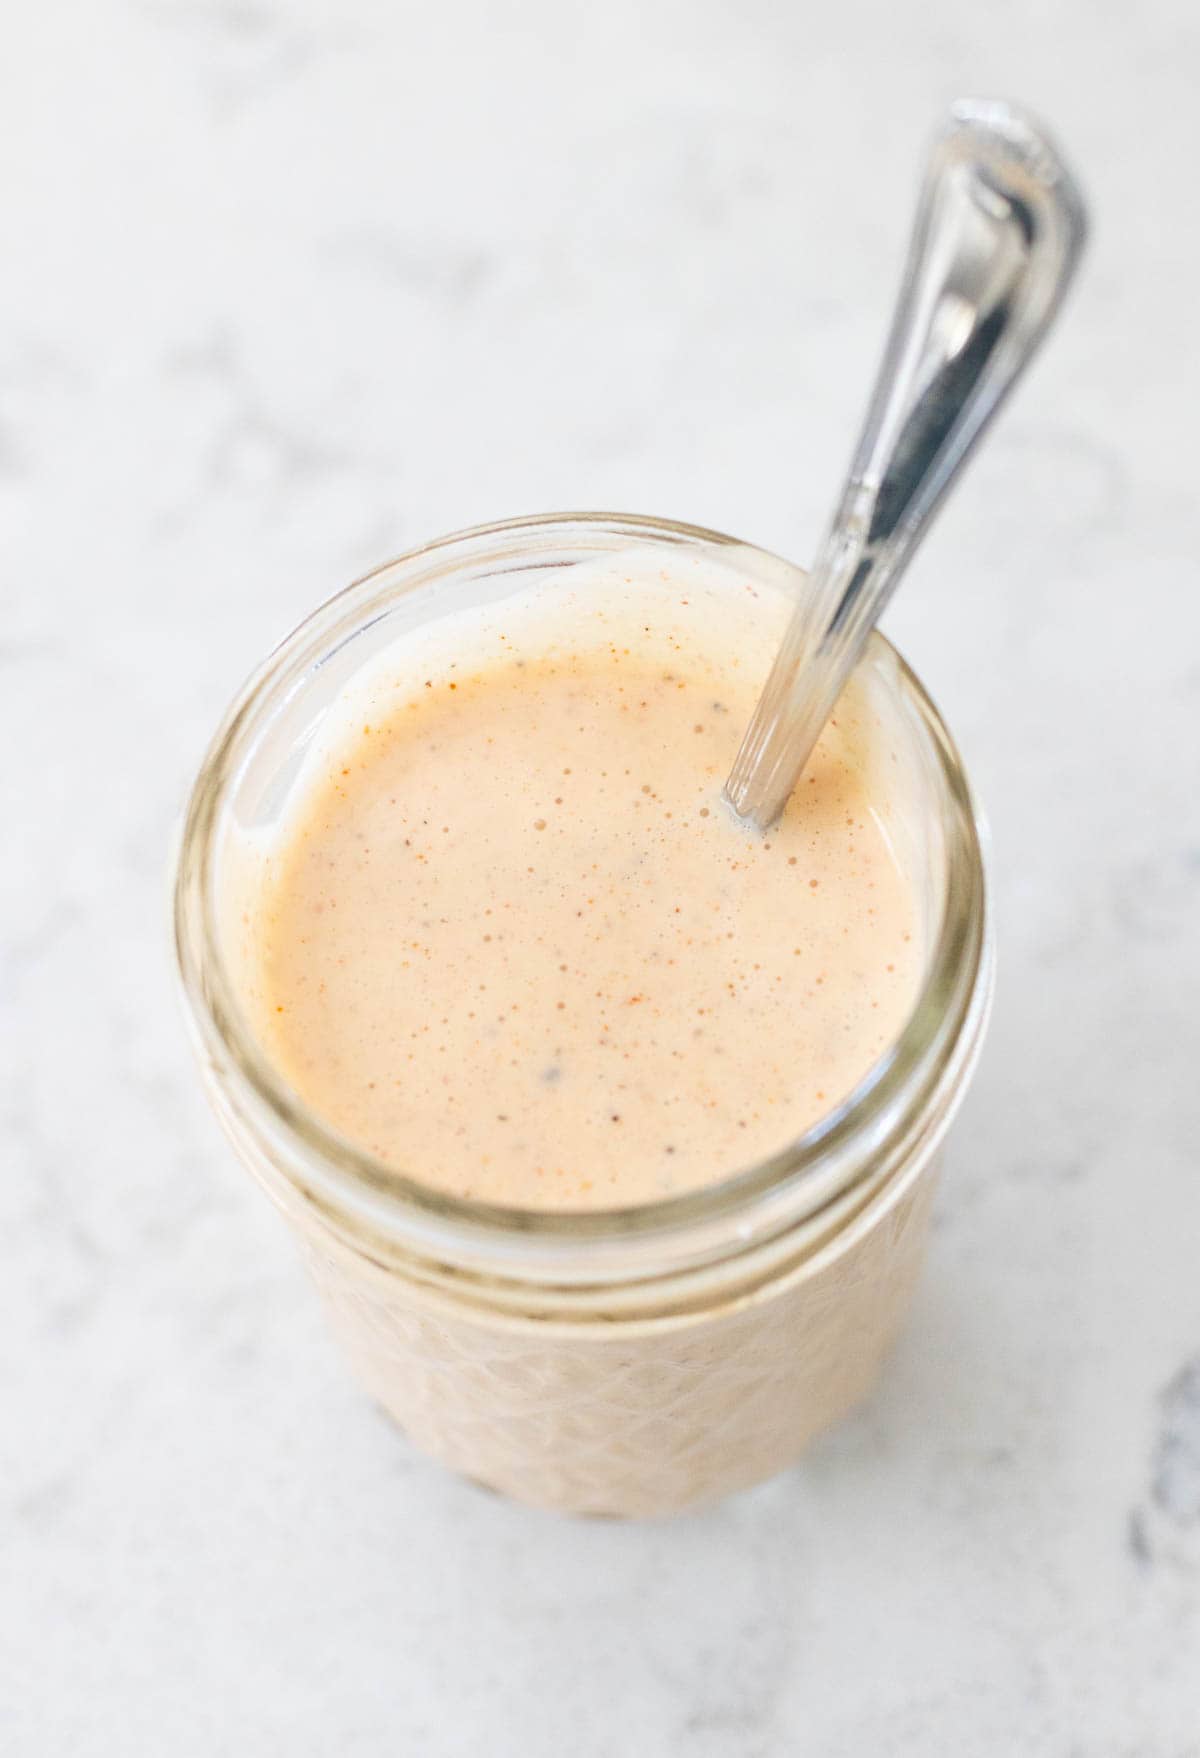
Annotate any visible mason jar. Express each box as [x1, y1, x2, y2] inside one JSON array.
[[172, 512, 992, 1518]]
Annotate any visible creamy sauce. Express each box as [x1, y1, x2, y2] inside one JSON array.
[[245, 551, 921, 1210]]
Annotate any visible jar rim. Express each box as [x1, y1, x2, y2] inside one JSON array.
[[172, 510, 991, 1285]]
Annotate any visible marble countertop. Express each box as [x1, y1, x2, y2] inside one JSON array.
[[4, 2, 1198, 1751]]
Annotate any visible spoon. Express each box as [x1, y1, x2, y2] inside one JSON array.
[[724, 98, 1088, 829]]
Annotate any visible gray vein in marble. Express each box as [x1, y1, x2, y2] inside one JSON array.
[[327, 227, 498, 305], [138, 0, 356, 112], [1128, 1506, 1153, 1571], [1153, 1357, 1200, 1529], [152, 328, 381, 533]]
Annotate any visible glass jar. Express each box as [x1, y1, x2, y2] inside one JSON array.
[[172, 513, 992, 1518]]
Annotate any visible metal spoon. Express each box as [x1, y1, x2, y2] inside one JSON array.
[[724, 98, 1088, 829]]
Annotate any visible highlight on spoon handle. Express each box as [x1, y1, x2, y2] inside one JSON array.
[[725, 99, 1088, 829]]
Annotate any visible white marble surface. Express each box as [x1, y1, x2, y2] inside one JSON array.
[[4, 2, 1199, 1751]]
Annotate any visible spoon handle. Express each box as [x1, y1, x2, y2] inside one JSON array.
[[725, 99, 1088, 828]]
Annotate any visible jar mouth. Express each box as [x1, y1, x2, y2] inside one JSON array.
[[173, 511, 991, 1278]]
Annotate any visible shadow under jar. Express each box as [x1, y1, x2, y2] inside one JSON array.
[[173, 512, 992, 1518]]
